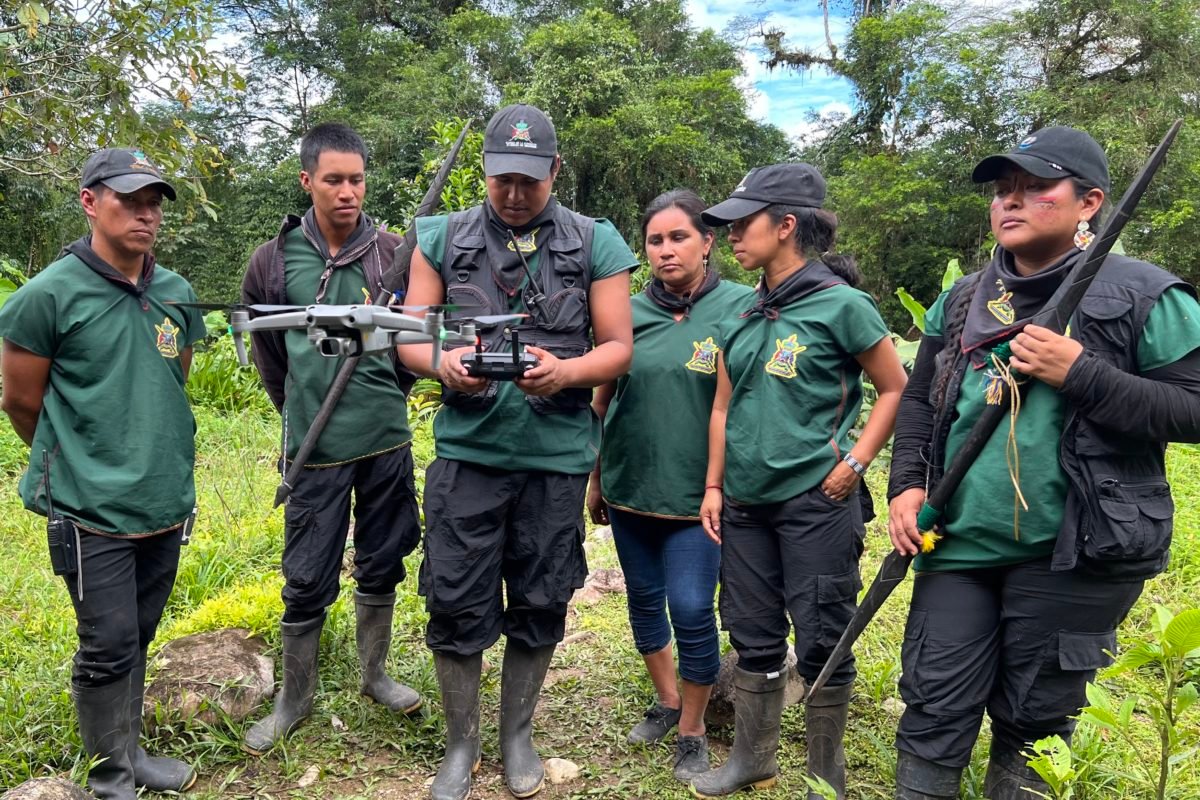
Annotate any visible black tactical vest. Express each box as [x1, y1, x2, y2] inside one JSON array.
[[438, 203, 596, 414], [928, 255, 1189, 578]]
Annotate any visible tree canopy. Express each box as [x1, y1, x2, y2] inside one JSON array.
[[1, 0, 1198, 329]]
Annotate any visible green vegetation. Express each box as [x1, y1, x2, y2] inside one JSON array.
[[0, 407, 1197, 797]]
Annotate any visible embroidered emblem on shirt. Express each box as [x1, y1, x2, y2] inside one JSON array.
[[764, 333, 807, 379], [685, 337, 720, 375], [155, 317, 180, 358], [505, 227, 540, 254], [987, 279, 1016, 325]]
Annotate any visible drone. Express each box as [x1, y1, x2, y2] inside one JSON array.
[[173, 301, 526, 371]]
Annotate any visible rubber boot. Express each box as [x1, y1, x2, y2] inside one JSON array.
[[806, 682, 852, 799], [431, 652, 483, 800], [129, 650, 197, 791], [690, 666, 788, 798], [499, 641, 556, 798], [75, 675, 136, 800], [984, 743, 1050, 799], [355, 590, 422, 713], [243, 613, 324, 754], [894, 750, 962, 799]]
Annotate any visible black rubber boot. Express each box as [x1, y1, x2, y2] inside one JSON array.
[[806, 681, 852, 799], [690, 666, 787, 798], [499, 641, 556, 798], [894, 749, 962, 799], [129, 650, 197, 791], [355, 590, 422, 713], [984, 743, 1049, 799], [75, 675, 136, 800], [431, 652, 483, 800], [243, 613, 324, 754]]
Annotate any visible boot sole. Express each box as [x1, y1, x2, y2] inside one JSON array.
[[362, 689, 424, 715], [508, 777, 544, 799], [691, 776, 778, 798]]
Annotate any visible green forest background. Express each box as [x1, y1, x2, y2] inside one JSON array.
[[2, 1, 1200, 798], [1, 0, 1198, 329]]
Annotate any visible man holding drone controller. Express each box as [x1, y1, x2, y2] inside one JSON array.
[[398, 103, 637, 800], [240, 122, 424, 754]]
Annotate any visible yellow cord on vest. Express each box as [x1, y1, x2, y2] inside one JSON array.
[[988, 350, 1030, 540]]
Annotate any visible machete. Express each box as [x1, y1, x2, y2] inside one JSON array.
[[272, 121, 473, 507], [806, 119, 1183, 700]]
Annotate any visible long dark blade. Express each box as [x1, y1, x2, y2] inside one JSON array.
[[382, 121, 474, 295], [273, 121, 473, 507], [807, 550, 914, 698], [807, 119, 1183, 699]]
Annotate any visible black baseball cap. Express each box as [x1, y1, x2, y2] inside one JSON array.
[[702, 163, 826, 225], [972, 126, 1110, 193], [483, 104, 558, 180], [81, 148, 177, 201]]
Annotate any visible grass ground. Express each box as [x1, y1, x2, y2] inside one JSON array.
[[1, 409, 1197, 798]]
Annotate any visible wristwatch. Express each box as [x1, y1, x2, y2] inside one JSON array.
[[842, 453, 867, 477]]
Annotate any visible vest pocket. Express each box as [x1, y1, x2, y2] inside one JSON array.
[[523, 340, 591, 415], [1082, 477, 1174, 562]]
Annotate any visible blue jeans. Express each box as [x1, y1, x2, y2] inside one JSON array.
[[609, 507, 721, 685]]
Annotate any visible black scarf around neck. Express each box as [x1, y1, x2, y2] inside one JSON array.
[[482, 198, 559, 296], [645, 269, 720, 318], [65, 236, 156, 307], [960, 246, 1081, 365], [742, 260, 844, 320], [301, 208, 378, 302]]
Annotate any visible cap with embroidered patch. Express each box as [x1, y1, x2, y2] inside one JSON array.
[[80, 148, 177, 201], [701, 163, 826, 225], [483, 104, 558, 180], [972, 126, 1109, 193]]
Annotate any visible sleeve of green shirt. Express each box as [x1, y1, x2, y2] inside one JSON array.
[[923, 291, 951, 339], [589, 219, 639, 280], [0, 280, 58, 358], [831, 287, 891, 355], [1137, 286, 1200, 372], [182, 284, 207, 348], [415, 215, 450, 272]]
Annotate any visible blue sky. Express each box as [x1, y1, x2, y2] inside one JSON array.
[[685, 0, 855, 143]]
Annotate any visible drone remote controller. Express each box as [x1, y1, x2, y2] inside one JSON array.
[[462, 328, 539, 380]]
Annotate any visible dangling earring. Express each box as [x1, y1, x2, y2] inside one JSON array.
[[702, 253, 710, 272], [1074, 219, 1095, 250]]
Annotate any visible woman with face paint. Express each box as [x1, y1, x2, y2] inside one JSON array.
[[693, 163, 909, 799], [886, 127, 1200, 799], [588, 190, 754, 783]]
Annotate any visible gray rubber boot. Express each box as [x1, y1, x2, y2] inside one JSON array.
[[894, 750, 962, 799], [243, 613, 324, 754], [690, 666, 788, 798], [431, 652, 483, 800], [806, 681, 852, 799], [129, 650, 197, 791], [75, 675, 136, 800], [984, 743, 1049, 799], [355, 590, 423, 713], [499, 641, 556, 798]]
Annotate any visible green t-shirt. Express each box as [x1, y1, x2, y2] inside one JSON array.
[[600, 281, 756, 518], [720, 283, 889, 505], [415, 211, 638, 474], [0, 253, 206, 535], [917, 285, 1200, 571], [281, 226, 412, 466]]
